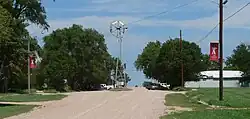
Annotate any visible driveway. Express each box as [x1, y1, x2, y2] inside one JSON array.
[[6, 87, 171, 119]]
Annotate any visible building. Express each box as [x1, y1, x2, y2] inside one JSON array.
[[185, 70, 245, 88]]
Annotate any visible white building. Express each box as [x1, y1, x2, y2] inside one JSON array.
[[185, 70, 244, 88]]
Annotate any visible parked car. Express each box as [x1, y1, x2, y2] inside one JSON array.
[[100, 84, 114, 90], [159, 83, 170, 90], [145, 83, 158, 90], [145, 83, 169, 90], [90, 84, 105, 91]]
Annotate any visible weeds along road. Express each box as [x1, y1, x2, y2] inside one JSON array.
[[6, 87, 171, 119]]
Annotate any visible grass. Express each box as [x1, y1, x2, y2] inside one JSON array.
[[0, 94, 67, 102], [0, 93, 15, 97], [161, 88, 250, 119], [161, 109, 250, 119], [0, 104, 36, 118], [165, 93, 207, 110], [186, 88, 250, 108]]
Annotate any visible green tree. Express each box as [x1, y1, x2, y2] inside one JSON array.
[[0, 0, 48, 92], [201, 54, 219, 70], [135, 38, 204, 89], [225, 43, 250, 87], [0, 0, 49, 29], [0, 5, 14, 92], [38, 24, 129, 91], [134, 41, 161, 79], [225, 43, 250, 75]]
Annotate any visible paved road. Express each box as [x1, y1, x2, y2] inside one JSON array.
[[6, 87, 170, 119]]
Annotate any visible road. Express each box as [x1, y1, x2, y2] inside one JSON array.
[[6, 87, 170, 119]]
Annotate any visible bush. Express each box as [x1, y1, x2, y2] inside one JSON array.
[[43, 89, 58, 93], [8, 89, 36, 94], [172, 86, 188, 91]]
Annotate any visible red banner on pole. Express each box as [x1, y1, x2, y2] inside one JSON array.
[[210, 41, 219, 61], [29, 56, 36, 69]]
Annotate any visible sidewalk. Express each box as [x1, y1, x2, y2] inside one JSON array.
[[0, 100, 55, 106]]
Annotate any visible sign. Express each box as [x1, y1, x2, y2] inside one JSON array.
[[29, 56, 36, 69], [210, 41, 219, 61]]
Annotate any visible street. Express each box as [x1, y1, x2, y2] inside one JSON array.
[[6, 87, 170, 119]]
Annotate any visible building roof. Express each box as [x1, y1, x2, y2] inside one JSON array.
[[200, 70, 243, 78]]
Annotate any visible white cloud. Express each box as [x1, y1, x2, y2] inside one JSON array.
[[27, 0, 250, 85], [42, 0, 250, 31], [27, 0, 250, 58], [47, 0, 202, 14]]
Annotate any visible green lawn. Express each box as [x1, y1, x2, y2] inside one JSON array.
[[165, 93, 207, 110], [0, 93, 15, 97], [0, 104, 36, 118], [0, 94, 67, 102], [161, 109, 250, 119], [186, 88, 250, 108], [161, 88, 250, 119]]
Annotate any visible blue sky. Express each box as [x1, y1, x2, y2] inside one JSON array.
[[27, 0, 250, 86]]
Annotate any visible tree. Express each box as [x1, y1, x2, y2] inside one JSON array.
[[225, 43, 250, 75], [0, 5, 14, 92], [135, 38, 204, 89], [0, 0, 49, 29], [38, 24, 130, 91], [134, 40, 161, 79], [225, 43, 250, 87], [156, 38, 203, 88], [0, 0, 48, 92], [201, 54, 219, 70]]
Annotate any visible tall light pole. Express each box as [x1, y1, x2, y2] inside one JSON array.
[[180, 30, 184, 87], [27, 37, 31, 94], [110, 21, 128, 87], [219, 0, 228, 101], [27, 31, 43, 94]]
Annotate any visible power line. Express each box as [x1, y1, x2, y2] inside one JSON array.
[[127, 0, 223, 26], [196, 24, 218, 43], [196, 2, 250, 44], [224, 2, 250, 21], [127, 0, 200, 25]]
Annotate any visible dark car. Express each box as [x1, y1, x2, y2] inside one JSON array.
[[145, 83, 168, 90], [145, 83, 158, 90], [90, 84, 105, 91]]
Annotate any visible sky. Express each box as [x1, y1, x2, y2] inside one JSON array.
[[27, 0, 250, 86]]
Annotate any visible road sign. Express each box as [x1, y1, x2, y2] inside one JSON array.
[[210, 41, 219, 61]]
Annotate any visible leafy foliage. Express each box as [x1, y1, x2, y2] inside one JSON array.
[[0, 0, 49, 29], [201, 54, 219, 70], [37, 24, 130, 91], [0, 0, 50, 93], [0, 1, 131, 92], [225, 43, 250, 84], [225, 43, 250, 74], [135, 38, 204, 88], [134, 41, 161, 79]]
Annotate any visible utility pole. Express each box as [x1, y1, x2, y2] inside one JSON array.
[[28, 37, 31, 94], [219, 0, 226, 101], [180, 30, 184, 87]]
